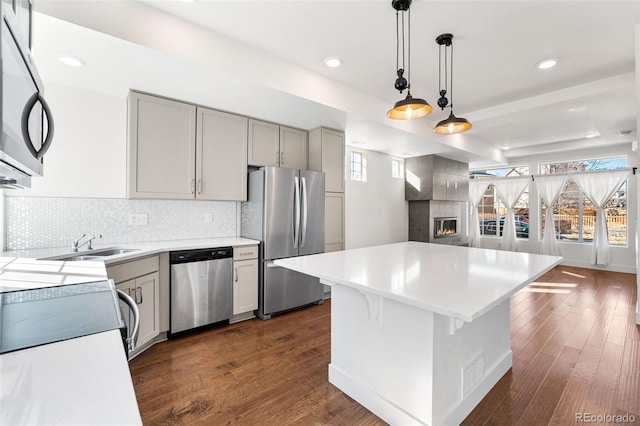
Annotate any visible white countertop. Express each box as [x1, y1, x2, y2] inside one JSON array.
[[1, 237, 260, 266], [0, 257, 108, 292], [275, 241, 562, 322], [0, 329, 142, 425]]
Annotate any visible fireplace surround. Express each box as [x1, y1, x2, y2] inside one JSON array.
[[408, 200, 467, 245]]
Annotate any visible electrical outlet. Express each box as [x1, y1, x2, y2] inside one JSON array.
[[129, 213, 148, 226], [205, 213, 213, 223]]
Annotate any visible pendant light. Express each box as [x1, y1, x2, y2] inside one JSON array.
[[433, 33, 472, 134], [387, 0, 432, 120]]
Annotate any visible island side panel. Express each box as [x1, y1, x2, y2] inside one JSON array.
[[328, 284, 436, 425], [432, 300, 512, 425]]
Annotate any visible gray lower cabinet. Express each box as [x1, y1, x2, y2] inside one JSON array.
[[107, 256, 160, 358], [231, 245, 259, 323]]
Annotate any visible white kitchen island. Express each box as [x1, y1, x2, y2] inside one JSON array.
[[275, 241, 562, 426]]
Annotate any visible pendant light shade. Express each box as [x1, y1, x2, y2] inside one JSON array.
[[387, 0, 431, 120], [387, 91, 433, 119], [434, 111, 472, 134], [434, 33, 471, 134]]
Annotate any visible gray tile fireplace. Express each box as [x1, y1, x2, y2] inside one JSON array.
[[405, 154, 469, 246], [408, 200, 468, 245]]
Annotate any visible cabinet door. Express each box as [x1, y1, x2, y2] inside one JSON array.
[[196, 107, 248, 201], [248, 119, 279, 167], [133, 272, 160, 349], [279, 126, 308, 170], [128, 92, 196, 199], [325, 192, 344, 252], [233, 259, 258, 314], [321, 128, 345, 193]]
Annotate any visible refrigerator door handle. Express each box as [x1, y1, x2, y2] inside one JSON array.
[[301, 176, 308, 248], [293, 176, 300, 249]]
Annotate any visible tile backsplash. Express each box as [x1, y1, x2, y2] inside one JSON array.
[[4, 197, 239, 250]]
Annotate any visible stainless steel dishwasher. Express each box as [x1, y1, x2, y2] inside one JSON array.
[[170, 247, 233, 335]]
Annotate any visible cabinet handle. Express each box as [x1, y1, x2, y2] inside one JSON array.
[[197, 179, 202, 194], [454, 181, 458, 189], [235, 267, 238, 282], [446, 180, 450, 188], [137, 287, 143, 304], [190, 179, 195, 194], [276, 151, 280, 165]]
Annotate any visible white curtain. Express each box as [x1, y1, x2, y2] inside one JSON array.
[[534, 175, 567, 256], [493, 177, 530, 252], [469, 180, 491, 248], [571, 170, 629, 265]]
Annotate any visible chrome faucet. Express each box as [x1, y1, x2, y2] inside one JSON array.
[[71, 234, 102, 252]]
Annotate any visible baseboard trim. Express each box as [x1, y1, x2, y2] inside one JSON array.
[[328, 364, 425, 425]]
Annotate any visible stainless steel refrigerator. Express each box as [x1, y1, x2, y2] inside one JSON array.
[[241, 167, 325, 319]]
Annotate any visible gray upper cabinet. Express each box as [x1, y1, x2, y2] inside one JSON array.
[[308, 127, 345, 193], [128, 91, 247, 201], [248, 119, 279, 167], [248, 119, 308, 169], [405, 155, 468, 201], [196, 107, 248, 201], [279, 126, 308, 170], [128, 92, 196, 199]]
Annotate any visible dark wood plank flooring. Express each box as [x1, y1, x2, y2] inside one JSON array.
[[130, 266, 639, 425]]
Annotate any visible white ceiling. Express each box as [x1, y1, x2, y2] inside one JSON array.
[[33, 0, 640, 168]]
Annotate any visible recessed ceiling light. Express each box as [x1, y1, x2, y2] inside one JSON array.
[[351, 140, 366, 145], [58, 54, 86, 67], [502, 146, 511, 150], [401, 152, 413, 157], [536, 58, 558, 70], [324, 56, 342, 68], [585, 133, 598, 139]]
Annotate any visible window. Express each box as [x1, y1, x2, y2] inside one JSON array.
[[350, 151, 366, 182], [391, 158, 403, 178], [540, 156, 627, 245], [471, 166, 529, 238]]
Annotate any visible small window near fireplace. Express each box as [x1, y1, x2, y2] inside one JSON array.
[[434, 217, 458, 238]]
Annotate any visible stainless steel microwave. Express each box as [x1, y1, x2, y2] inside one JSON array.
[[0, 1, 54, 188]]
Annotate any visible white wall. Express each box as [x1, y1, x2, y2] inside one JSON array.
[[635, 23, 640, 324], [345, 147, 408, 249], [474, 144, 638, 274], [8, 83, 127, 198]]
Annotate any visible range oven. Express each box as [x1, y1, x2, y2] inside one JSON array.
[[1, 1, 54, 188], [0, 280, 139, 359]]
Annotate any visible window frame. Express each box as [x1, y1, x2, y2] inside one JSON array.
[[350, 150, 367, 182], [538, 156, 628, 247]]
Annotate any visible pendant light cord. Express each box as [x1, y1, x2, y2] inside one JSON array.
[[450, 42, 453, 110], [395, 10, 399, 73], [407, 8, 410, 89]]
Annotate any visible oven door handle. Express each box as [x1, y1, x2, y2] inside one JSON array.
[[117, 289, 139, 356]]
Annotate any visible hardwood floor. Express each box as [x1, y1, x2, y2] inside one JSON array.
[[130, 266, 639, 425]]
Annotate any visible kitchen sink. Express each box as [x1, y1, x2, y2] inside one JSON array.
[[89, 248, 138, 257], [64, 255, 103, 261], [44, 247, 140, 262]]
